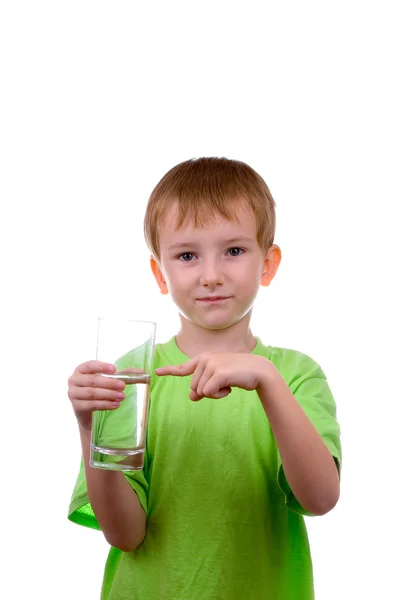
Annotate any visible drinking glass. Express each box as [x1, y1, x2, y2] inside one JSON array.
[[90, 318, 156, 471]]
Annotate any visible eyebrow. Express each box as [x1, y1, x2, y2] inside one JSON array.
[[168, 237, 256, 251]]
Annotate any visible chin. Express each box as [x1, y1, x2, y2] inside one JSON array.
[[192, 314, 246, 331], [178, 302, 252, 330]]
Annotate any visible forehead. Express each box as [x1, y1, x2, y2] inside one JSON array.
[[158, 203, 257, 247]]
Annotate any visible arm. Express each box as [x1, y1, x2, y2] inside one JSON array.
[[79, 427, 146, 551], [257, 365, 340, 516], [155, 352, 340, 516]]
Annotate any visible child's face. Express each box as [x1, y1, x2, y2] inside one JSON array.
[[153, 203, 279, 331]]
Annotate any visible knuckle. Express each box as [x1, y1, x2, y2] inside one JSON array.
[[67, 385, 76, 402]]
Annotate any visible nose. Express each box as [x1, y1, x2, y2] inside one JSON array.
[[199, 259, 225, 288]]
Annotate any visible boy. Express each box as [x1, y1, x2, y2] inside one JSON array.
[[68, 157, 341, 599]]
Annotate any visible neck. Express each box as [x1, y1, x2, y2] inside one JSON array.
[[175, 312, 257, 358]]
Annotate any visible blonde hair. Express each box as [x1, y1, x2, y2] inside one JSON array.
[[144, 157, 276, 262]]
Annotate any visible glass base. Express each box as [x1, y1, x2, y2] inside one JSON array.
[[90, 444, 145, 471]]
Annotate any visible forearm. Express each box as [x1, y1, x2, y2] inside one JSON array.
[[80, 427, 146, 551], [257, 366, 340, 516]]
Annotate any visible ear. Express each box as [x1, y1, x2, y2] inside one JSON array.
[[261, 244, 282, 287], [150, 256, 169, 295]]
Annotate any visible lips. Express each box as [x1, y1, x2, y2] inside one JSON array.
[[197, 296, 231, 302]]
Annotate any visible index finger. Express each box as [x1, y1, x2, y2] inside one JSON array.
[[155, 361, 195, 377], [76, 360, 116, 375]]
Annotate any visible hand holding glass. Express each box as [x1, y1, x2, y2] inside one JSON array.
[[90, 318, 156, 471]]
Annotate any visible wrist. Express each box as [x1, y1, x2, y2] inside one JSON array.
[[75, 410, 93, 434], [78, 422, 92, 441], [256, 359, 281, 400]]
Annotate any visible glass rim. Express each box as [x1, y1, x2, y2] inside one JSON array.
[[97, 317, 157, 327]]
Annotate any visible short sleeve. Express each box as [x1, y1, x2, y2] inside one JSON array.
[[275, 350, 342, 517], [68, 458, 149, 530]]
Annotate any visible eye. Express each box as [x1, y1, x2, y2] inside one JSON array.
[[227, 247, 244, 257], [178, 252, 195, 262]]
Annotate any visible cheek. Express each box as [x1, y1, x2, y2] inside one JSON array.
[[237, 263, 261, 283], [236, 266, 262, 297], [165, 268, 192, 293]]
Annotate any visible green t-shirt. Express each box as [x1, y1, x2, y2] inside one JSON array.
[[69, 337, 341, 600]]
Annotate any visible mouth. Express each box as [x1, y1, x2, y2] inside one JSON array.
[[197, 296, 232, 304]]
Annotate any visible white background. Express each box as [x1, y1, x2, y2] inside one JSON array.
[[1, 1, 399, 598]]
